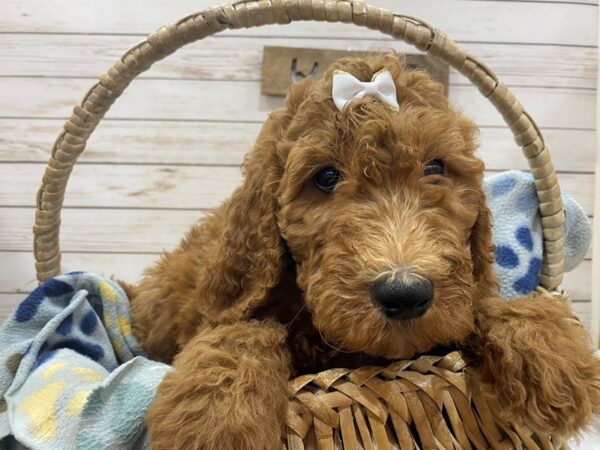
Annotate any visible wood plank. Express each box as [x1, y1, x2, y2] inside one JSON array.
[[478, 128, 597, 173], [1, 120, 595, 173], [0, 163, 594, 212], [0, 163, 241, 209], [0, 251, 593, 301], [0, 78, 595, 130], [0, 77, 283, 123], [0, 119, 256, 165], [1, 35, 596, 89], [0, 251, 154, 295], [0, 1, 596, 46], [0, 207, 207, 253]]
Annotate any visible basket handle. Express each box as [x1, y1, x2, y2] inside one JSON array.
[[33, 0, 565, 289]]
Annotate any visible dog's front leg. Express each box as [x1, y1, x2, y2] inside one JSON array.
[[146, 320, 291, 450], [465, 294, 600, 436]]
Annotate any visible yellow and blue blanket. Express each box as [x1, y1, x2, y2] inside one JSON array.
[[0, 273, 171, 450]]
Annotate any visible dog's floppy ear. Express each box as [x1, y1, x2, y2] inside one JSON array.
[[205, 77, 316, 322], [205, 112, 291, 322], [202, 78, 314, 322], [470, 192, 499, 297]]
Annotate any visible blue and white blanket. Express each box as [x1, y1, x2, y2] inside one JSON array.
[[484, 171, 591, 299], [0, 171, 592, 449], [0, 273, 171, 450]]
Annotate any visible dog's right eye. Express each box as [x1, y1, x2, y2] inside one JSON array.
[[424, 159, 445, 177], [313, 167, 342, 193]]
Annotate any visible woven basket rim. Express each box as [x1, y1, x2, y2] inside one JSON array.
[[31, 0, 566, 290], [28, 2, 571, 448]]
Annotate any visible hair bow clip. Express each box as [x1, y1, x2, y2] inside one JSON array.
[[332, 69, 400, 112]]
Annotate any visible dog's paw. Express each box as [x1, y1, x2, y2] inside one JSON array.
[[146, 321, 290, 450], [470, 295, 600, 436], [147, 388, 284, 450], [147, 360, 287, 450]]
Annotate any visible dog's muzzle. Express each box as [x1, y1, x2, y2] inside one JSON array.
[[370, 271, 434, 320]]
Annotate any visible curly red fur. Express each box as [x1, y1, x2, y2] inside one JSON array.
[[146, 321, 290, 450], [127, 54, 600, 448], [466, 294, 600, 436]]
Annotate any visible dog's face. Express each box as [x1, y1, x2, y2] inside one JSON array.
[[272, 56, 496, 359]]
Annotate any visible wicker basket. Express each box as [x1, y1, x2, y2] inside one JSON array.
[[32, 1, 569, 449]]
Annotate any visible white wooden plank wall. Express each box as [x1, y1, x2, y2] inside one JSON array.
[[0, 0, 597, 332]]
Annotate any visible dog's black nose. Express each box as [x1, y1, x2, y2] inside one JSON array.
[[370, 272, 434, 320]]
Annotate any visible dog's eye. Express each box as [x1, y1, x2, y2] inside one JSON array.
[[424, 159, 445, 176], [313, 167, 342, 193]]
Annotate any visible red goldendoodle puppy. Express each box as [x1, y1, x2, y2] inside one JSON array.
[[127, 54, 600, 449]]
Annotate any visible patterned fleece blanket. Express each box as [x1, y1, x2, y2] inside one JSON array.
[[0, 273, 171, 450], [484, 171, 591, 299], [0, 171, 592, 449]]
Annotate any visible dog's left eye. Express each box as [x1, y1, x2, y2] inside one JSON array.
[[424, 159, 445, 176], [313, 167, 342, 193]]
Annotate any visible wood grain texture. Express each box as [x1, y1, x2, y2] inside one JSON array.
[[1, 120, 595, 172], [0, 164, 241, 209], [0, 78, 596, 130], [0, 0, 596, 46], [1, 35, 596, 89], [0, 119, 256, 165]]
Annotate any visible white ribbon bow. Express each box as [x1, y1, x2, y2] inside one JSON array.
[[332, 69, 399, 111]]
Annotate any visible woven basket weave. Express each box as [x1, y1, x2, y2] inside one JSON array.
[[32, 1, 569, 448]]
